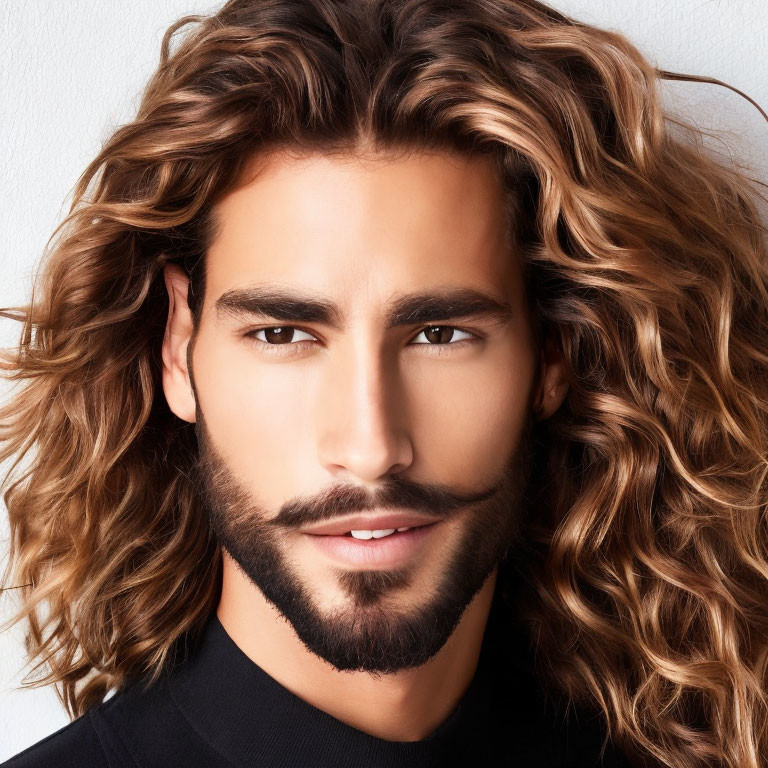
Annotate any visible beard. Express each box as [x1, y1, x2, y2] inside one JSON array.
[[191, 408, 534, 676]]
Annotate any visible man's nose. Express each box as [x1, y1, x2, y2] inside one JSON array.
[[315, 339, 413, 484]]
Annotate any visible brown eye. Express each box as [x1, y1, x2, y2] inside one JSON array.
[[262, 327, 294, 344], [249, 326, 316, 345], [412, 326, 475, 345]]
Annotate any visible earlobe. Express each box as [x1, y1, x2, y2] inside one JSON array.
[[161, 262, 197, 423]]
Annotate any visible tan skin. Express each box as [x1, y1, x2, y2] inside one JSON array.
[[161, 148, 568, 741]]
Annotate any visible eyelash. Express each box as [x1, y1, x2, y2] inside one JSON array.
[[242, 325, 481, 357]]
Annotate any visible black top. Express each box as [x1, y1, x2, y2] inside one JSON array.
[[2, 584, 631, 768]]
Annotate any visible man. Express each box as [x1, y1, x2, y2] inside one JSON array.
[[2, 0, 767, 766]]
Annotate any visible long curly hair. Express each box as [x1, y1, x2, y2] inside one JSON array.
[[2, 1, 767, 765]]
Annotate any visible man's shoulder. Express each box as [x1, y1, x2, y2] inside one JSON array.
[[0, 677, 154, 768], [1, 671, 225, 768], [1, 710, 110, 768]]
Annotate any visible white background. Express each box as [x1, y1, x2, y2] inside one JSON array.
[[1, 0, 767, 760]]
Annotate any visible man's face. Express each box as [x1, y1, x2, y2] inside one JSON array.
[[165, 149, 547, 674]]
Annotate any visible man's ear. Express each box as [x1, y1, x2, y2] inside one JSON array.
[[161, 262, 197, 423], [531, 333, 569, 421]]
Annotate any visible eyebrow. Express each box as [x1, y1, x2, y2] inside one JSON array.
[[214, 285, 515, 330]]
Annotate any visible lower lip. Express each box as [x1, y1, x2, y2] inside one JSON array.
[[303, 523, 441, 568]]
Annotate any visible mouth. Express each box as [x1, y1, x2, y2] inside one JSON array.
[[299, 512, 443, 537], [303, 521, 441, 568]]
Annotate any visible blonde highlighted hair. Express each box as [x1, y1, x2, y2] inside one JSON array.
[[2, 1, 768, 766]]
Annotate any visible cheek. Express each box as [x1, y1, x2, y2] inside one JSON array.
[[408, 346, 535, 487], [192, 335, 316, 505]]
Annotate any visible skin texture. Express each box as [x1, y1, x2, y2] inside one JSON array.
[[161, 148, 568, 741]]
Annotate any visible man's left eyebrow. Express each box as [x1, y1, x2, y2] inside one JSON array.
[[214, 286, 515, 328]]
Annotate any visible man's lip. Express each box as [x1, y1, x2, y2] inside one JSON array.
[[299, 513, 443, 536]]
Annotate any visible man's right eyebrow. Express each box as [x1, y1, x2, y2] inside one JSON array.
[[215, 288, 343, 329], [214, 286, 515, 330]]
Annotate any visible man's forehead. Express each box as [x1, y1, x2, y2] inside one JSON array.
[[208, 147, 509, 245]]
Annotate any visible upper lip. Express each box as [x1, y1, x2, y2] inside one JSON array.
[[300, 513, 442, 536]]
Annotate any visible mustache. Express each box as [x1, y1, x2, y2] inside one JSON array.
[[269, 472, 505, 531]]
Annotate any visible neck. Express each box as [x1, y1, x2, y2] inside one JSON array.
[[216, 556, 498, 742]]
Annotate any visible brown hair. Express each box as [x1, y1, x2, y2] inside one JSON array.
[[2, 1, 767, 766]]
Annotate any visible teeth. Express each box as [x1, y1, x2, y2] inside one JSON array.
[[397, 527, 411, 532], [350, 528, 397, 540]]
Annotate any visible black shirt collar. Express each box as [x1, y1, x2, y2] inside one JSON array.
[[166, 598, 500, 768]]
